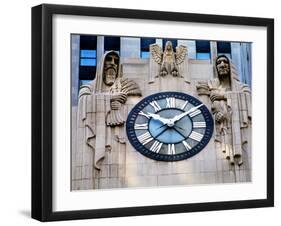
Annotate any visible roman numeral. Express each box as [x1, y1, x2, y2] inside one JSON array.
[[193, 121, 206, 128], [189, 131, 204, 142], [167, 143, 176, 155], [181, 101, 188, 110], [134, 123, 148, 130], [137, 132, 154, 145], [138, 111, 150, 119], [189, 109, 201, 118], [149, 101, 161, 112], [166, 97, 176, 108], [182, 140, 191, 151], [150, 140, 163, 153]]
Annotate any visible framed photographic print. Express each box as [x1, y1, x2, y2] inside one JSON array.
[[31, 4, 274, 221]]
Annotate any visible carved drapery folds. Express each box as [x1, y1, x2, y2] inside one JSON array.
[[196, 55, 251, 166], [77, 84, 96, 153]]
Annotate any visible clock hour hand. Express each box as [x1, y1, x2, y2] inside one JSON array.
[[154, 126, 170, 139], [171, 104, 203, 123], [147, 112, 170, 125]]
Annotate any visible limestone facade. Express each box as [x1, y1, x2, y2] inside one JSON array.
[[72, 41, 251, 190]]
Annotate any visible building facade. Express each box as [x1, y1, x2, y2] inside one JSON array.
[[71, 35, 252, 190]]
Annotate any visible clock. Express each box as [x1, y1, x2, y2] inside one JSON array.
[[126, 92, 214, 161]]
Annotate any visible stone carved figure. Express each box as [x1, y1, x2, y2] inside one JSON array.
[[77, 51, 141, 172], [107, 77, 142, 126], [197, 55, 251, 165], [150, 41, 187, 77]]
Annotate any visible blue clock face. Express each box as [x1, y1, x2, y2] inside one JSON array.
[[126, 92, 214, 161]]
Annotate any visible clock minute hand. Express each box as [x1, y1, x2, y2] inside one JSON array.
[[171, 104, 203, 123]]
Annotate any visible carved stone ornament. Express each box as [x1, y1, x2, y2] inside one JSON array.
[[196, 55, 251, 166], [106, 77, 142, 126], [77, 51, 142, 171], [196, 80, 210, 96], [150, 41, 187, 77]]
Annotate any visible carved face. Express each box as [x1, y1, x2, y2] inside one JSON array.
[[103, 53, 119, 86], [216, 56, 230, 78], [165, 41, 173, 51]]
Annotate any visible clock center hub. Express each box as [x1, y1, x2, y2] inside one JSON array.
[[148, 108, 192, 144], [167, 120, 174, 127]]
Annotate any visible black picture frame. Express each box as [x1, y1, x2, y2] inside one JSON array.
[[31, 4, 274, 222]]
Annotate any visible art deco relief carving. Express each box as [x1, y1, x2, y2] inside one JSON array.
[[107, 77, 142, 126], [196, 55, 251, 166], [150, 41, 187, 77], [77, 51, 141, 171]]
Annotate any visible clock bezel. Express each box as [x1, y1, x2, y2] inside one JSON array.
[[126, 91, 214, 161]]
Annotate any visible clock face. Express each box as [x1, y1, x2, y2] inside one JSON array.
[[126, 92, 214, 161]]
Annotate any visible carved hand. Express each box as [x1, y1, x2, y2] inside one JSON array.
[[111, 92, 127, 104], [111, 101, 122, 110], [215, 111, 225, 123], [210, 92, 226, 102], [170, 104, 203, 123]]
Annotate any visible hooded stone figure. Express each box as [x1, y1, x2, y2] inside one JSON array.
[[207, 55, 251, 165], [77, 51, 119, 172], [75, 51, 141, 190]]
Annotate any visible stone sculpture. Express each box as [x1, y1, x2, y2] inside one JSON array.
[[77, 51, 141, 172], [197, 55, 251, 165], [150, 41, 187, 77]]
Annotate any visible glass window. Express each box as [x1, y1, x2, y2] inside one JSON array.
[[196, 40, 211, 59], [104, 36, 120, 51], [79, 35, 97, 81], [217, 41, 231, 58], [80, 58, 96, 66], [80, 50, 97, 66], [80, 50, 96, 58], [141, 38, 156, 58], [196, 53, 211, 60], [80, 35, 97, 49], [79, 66, 96, 81], [141, 51, 150, 59]]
